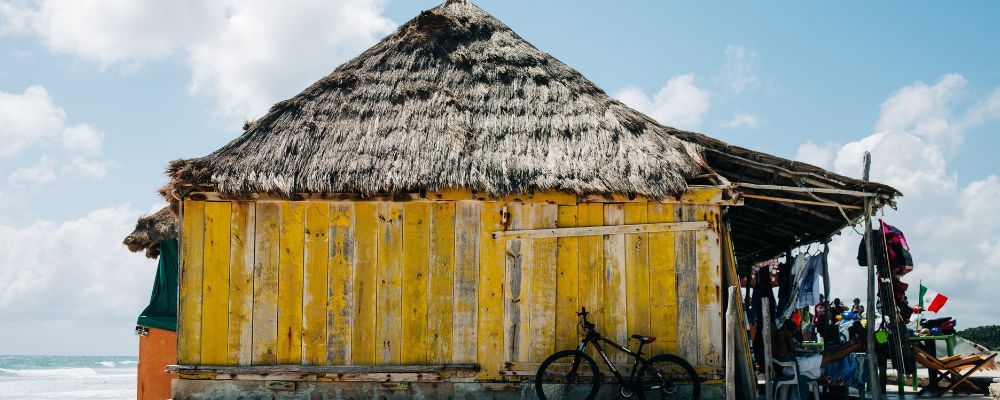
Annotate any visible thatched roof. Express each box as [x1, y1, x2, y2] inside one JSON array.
[[123, 207, 178, 259], [164, 0, 901, 263], [167, 0, 706, 199]]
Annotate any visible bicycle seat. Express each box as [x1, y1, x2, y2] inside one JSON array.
[[630, 334, 656, 343]]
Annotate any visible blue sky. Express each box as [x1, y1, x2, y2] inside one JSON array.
[[0, 1, 998, 356]]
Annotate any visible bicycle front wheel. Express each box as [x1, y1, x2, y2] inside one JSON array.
[[636, 354, 700, 399], [534, 350, 601, 400]]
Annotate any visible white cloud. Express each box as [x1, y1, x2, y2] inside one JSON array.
[[0, 85, 66, 157], [871, 74, 1000, 154], [2, 0, 396, 122], [7, 155, 57, 187], [614, 74, 711, 130], [0, 205, 153, 320], [794, 141, 840, 170], [718, 45, 760, 94], [63, 156, 116, 178], [60, 123, 104, 155], [0, 85, 108, 159], [814, 74, 1000, 327], [721, 112, 760, 129]]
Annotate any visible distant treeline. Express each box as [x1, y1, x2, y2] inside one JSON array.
[[957, 325, 1000, 351]]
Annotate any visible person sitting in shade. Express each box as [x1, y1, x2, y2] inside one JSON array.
[[850, 298, 864, 316], [761, 319, 863, 381]]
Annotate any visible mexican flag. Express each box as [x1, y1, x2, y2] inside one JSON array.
[[919, 283, 948, 313]]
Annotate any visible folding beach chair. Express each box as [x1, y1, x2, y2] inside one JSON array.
[[911, 345, 997, 396]]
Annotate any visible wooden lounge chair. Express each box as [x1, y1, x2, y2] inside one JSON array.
[[911, 345, 997, 396]]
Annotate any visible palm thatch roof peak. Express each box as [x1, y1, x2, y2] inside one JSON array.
[[167, 0, 707, 199]]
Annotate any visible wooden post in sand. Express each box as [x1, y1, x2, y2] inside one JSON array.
[[762, 297, 773, 400], [862, 151, 883, 400]]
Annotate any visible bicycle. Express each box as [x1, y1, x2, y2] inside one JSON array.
[[534, 307, 700, 400]]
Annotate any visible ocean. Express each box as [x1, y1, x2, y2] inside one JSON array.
[[0, 355, 136, 399]]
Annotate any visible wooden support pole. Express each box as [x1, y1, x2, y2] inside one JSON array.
[[762, 297, 773, 400], [726, 286, 738, 400], [734, 182, 881, 197], [862, 151, 884, 400]]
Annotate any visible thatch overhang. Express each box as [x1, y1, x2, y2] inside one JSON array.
[[123, 207, 178, 259], [164, 0, 899, 264]]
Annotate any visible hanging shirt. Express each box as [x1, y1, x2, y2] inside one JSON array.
[[136, 239, 178, 331]]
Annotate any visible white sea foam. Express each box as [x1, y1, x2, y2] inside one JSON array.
[[0, 367, 99, 378], [97, 361, 117, 367]]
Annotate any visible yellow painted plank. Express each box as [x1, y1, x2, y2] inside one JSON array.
[[452, 202, 480, 364], [201, 201, 232, 365], [577, 204, 604, 326], [695, 205, 723, 368], [401, 202, 430, 365], [577, 203, 604, 360], [251, 202, 280, 365], [647, 202, 677, 355], [555, 205, 580, 351], [302, 202, 329, 365], [623, 203, 650, 344], [178, 199, 205, 365], [478, 201, 505, 378], [529, 204, 558, 361], [376, 202, 403, 365], [680, 187, 723, 204], [351, 202, 377, 365], [503, 204, 533, 363], [427, 202, 455, 364], [602, 204, 628, 363], [228, 202, 255, 366], [277, 202, 305, 364], [327, 202, 355, 365]]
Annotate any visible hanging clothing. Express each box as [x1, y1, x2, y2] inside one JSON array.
[[750, 263, 776, 327], [777, 255, 808, 326], [137, 239, 178, 331], [795, 255, 823, 309]]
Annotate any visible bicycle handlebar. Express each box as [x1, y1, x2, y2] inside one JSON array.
[[577, 307, 595, 330]]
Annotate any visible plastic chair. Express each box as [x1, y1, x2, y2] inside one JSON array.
[[772, 357, 821, 400]]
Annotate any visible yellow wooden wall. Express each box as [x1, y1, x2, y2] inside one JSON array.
[[177, 191, 725, 378]]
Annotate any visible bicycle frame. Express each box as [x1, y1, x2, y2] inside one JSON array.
[[576, 328, 656, 388]]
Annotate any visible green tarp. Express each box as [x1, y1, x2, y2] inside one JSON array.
[[136, 239, 178, 331]]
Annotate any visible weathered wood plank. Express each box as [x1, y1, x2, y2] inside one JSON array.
[[647, 202, 677, 355], [178, 199, 205, 365], [201, 201, 232, 365], [376, 203, 403, 365], [478, 201, 505, 378], [251, 202, 280, 365], [696, 205, 723, 368], [529, 204, 558, 361], [401, 203, 430, 365], [452, 202, 480, 364], [623, 203, 650, 344], [674, 205, 700, 364], [277, 202, 305, 364], [228, 202, 255, 366], [302, 202, 329, 365], [577, 203, 604, 359], [603, 204, 628, 363], [492, 221, 710, 239], [352, 203, 377, 365], [327, 203, 355, 365], [503, 204, 531, 363], [427, 202, 455, 364], [555, 205, 580, 351]]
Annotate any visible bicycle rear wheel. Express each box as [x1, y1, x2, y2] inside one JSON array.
[[534, 350, 601, 400], [636, 354, 700, 399]]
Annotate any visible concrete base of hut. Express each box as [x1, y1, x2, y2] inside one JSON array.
[[171, 379, 720, 399]]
